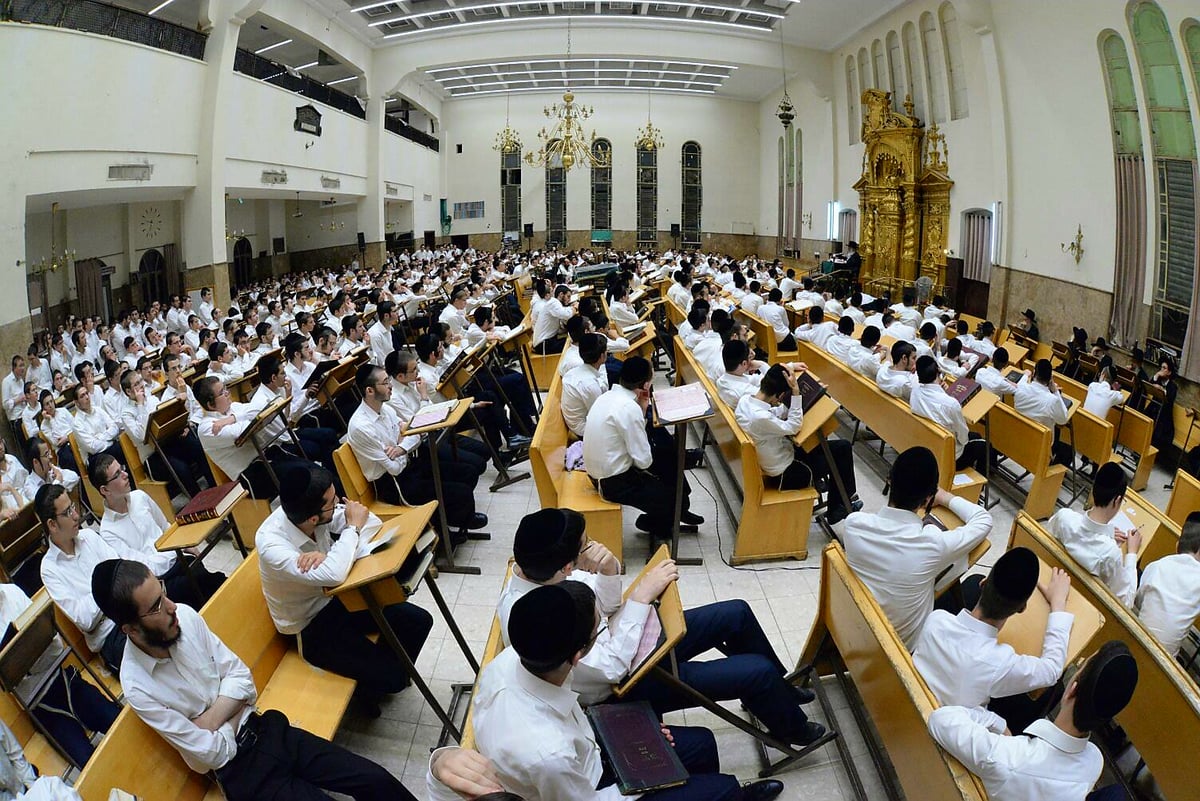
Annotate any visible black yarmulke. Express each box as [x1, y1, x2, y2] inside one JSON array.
[[514, 509, 570, 562], [1075, 641, 1138, 729], [990, 547, 1039, 603], [509, 584, 578, 668], [890, 446, 939, 499]]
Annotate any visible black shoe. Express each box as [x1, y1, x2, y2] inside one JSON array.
[[680, 510, 705, 526], [450, 529, 469, 548], [793, 685, 816, 704], [786, 721, 829, 747], [636, 515, 697, 534], [824, 506, 850, 525], [741, 779, 785, 801], [684, 448, 705, 470], [466, 513, 489, 530]]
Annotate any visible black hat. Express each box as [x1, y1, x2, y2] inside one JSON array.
[[990, 547, 1039, 603], [514, 508, 582, 560], [1074, 640, 1138, 730], [1092, 337, 1110, 350], [890, 446, 940, 500], [1022, 308, 1037, 322], [91, 559, 123, 621], [1131, 347, 1145, 362], [1072, 327, 1088, 344], [509, 584, 579, 668], [847, 241, 859, 249]]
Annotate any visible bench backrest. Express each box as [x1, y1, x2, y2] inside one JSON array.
[[1008, 513, 1200, 800], [333, 441, 379, 507], [1165, 468, 1200, 528], [987, 402, 1055, 476], [0, 504, 43, 590], [798, 543, 987, 801], [530, 372, 568, 508], [796, 342, 961, 490], [200, 552, 285, 691]]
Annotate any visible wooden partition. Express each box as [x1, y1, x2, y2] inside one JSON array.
[[1165, 469, 1200, 528], [797, 543, 987, 801], [1008, 513, 1200, 800], [986, 403, 1067, 519], [735, 308, 799, 364]]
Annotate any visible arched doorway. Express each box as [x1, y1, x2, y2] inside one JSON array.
[[139, 249, 167, 308], [232, 237, 253, 291]]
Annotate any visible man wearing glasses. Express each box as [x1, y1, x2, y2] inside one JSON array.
[[93, 558, 415, 800], [90, 454, 225, 610]]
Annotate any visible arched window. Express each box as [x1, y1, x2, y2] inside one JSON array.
[[636, 142, 658, 247], [846, 56, 861, 145], [500, 140, 522, 239], [590, 139, 612, 236], [545, 139, 566, 248], [1129, 1, 1197, 354], [857, 48, 872, 90], [920, 12, 949, 124], [960, 209, 993, 281], [138, 249, 167, 308], [231, 238, 253, 289], [777, 136, 786, 251], [872, 39, 887, 91], [1185, 20, 1200, 101], [887, 30, 906, 111], [681, 141, 702, 247], [1100, 30, 1147, 346], [939, 3, 970, 119], [903, 21, 927, 122]]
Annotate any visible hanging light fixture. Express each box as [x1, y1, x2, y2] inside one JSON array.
[[27, 202, 76, 275], [523, 18, 609, 171], [633, 91, 664, 151], [493, 93, 521, 154], [775, 18, 795, 129]]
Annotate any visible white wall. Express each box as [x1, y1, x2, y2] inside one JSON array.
[[439, 92, 760, 237]]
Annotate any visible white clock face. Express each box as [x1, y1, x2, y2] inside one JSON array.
[[140, 207, 162, 239]]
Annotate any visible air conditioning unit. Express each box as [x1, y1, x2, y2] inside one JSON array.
[[320, 175, 341, 190], [108, 164, 153, 181], [261, 169, 288, 184]]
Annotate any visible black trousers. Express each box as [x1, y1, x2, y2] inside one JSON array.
[[215, 709, 414, 801], [297, 596, 433, 697], [240, 447, 317, 502], [771, 440, 858, 513], [432, 437, 488, 478], [535, 336, 566, 355], [598, 465, 689, 539], [162, 554, 226, 611], [32, 666, 120, 768], [372, 460, 478, 529], [778, 333, 798, 351], [55, 442, 79, 475], [955, 434, 989, 473], [148, 431, 214, 496]]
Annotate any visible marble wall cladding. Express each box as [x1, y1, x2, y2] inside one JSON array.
[[0, 316, 34, 454], [288, 244, 364, 275], [987, 265, 1113, 347], [184, 263, 231, 312]]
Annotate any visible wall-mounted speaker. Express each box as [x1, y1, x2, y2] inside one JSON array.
[[357, 232, 366, 250], [272, 237, 285, 253], [523, 223, 534, 239], [670, 223, 681, 237]]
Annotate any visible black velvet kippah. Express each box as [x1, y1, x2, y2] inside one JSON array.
[[990, 547, 1039, 603]]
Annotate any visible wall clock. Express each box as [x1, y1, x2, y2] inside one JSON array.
[[140, 207, 163, 240]]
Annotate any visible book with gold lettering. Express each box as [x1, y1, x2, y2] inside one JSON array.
[[586, 700, 689, 794]]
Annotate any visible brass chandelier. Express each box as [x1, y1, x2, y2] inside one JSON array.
[[24, 202, 76, 275], [523, 19, 609, 171], [493, 94, 521, 154], [634, 92, 664, 151]]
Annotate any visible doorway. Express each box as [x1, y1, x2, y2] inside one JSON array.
[[139, 249, 167, 308], [232, 238, 253, 291]]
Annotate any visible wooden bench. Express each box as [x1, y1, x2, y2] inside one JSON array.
[[675, 339, 819, 563], [1165, 468, 1200, 528], [735, 308, 799, 364], [74, 552, 357, 801], [1008, 513, 1200, 800], [529, 372, 624, 564], [67, 432, 105, 518], [332, 441, 413, 520], [986, 402, 1068, 519], [796, 542, 987, 801], [795, 342, 986, 500], [118, 431, 176, 519], [458, 565, 511, 754], [0, 503, 45, 595], [1052, 372, 1158, 491]]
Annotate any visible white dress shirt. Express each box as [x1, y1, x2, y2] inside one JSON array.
[[913, 608, 1073, 733], [39, 410, 74, 450], [533, 299, 572, 347], [824, 333, 856, 363], [560, 364, 607, 438], [778, 277, 800, 301], [608, 301, 640, 329], [910, 382, 969, 455], [556, 344, 584, 377], [120, 604, 257, 774], [98, 490, 175, 576], [975, 366, 1016, 397], [1014, 376, 1069, 429], [735, 394, 801, 477], [196, 403, 259, 480], [715, 371, 761, 408], [1, 374, 25, 420], [23, 465, 79, 499], [876, 366, 916, 401], [1047, 508, 1138, 606], [473, 648, 629, 801], [740, 294, 764, 315], [843, 496, 992, 649], [439, 305, 469, 337], [0, 456, 29, 513], [795, 322, 837, 350], [40, 529, 136, 652], [847, 343, 884, 380], [71, 406, 120, 463], [1134, 553, 1200, 655], [254, 505, 381, 636], [758, 303, 791, 343], [667, 283, 691, 310], [929, 707, 1102, 801], [886, 321, 918, 342], [346, 402, 419, 482], [496, 571, 649, 705], [366, 320, 394, 367], [1083, 382, 1124, 418], [160, 382, 204, 426], [117, 394, 162, 463], [582, 386, 651, 480]]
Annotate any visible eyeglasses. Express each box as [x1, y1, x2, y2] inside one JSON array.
[[54, 502, 80, 520], [101, 465, 128, 486], [587, 622, 609, 648], [141, 579, 170, 618]]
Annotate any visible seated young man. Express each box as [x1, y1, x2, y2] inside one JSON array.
[[910, 355, 989, 473], [560, 333, 610, 439], [757, 289, 794, 351], [91, 453, 225, 608], [1048, 463, 1140, 606], [475, 580, 785, 800], [497, 509, 827, 749], [1014, 359, 1073, 467], [929, 640, 1138, 801], [92, 558, 415, 800], [1135, 511, 1200, 657], [847, 325, 886, 380], [842, 446, 993, 649], [385, 349, 490, 475], [249, 355, 341, 478], [69, 381, 128, 473], [734, 365, 859, 524], [793, 305, 837, 350], [583, 357, 700, 542], [194, 375, 313, 502], [24, 436, 79, 500], [255, 464, 432, 715], [118, 368, 214, 497], [974, 346, 1017, 397], [876, 340, 917, 401], [914, 547, 1074, 735]]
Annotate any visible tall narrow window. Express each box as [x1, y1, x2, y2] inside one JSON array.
[[681, 142, 702, 248], [545, 140, 566, 248], [1101, 30, 1148, 346], [590, 139, 612, 240], [847, 56, 861, 145], [777, 137, 786, 252], [792, 131, 803, 252], [637, 144, 658, 248], [872, 39, 887, 91], [887, 30, 906, 111], [782, 127, 796, 253], [858, 48, 872, 90], [903, 21, 928, 122], [1186, 21, 1200, 91], [920, 12, 949, 124], [939, 3, 970, 119], [838, 209, 858, 245], [960, 209, 993, 281], [500, 143, 522, 239], [1130, 1, 1197, 355]]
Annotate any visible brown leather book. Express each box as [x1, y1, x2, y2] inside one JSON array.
[[175, 481, 240, 524], [945, 377, 982, 407], [586, 700, 689, 794], [796, 371, 828, 414]]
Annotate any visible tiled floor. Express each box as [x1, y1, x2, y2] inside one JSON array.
[[201, 387, 1180, 801]]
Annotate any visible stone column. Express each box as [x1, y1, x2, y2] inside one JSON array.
[[359, 61, 387, 270]]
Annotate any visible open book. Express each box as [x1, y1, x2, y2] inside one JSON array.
[[621, 321, 649, 338], [653, 383, 714, 424], [408, 399, 458, 430]]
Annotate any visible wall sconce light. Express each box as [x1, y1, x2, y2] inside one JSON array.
[[320, 221, 346, 232], [1061, 225, 1084, 264], [801, 212, 812, 231]]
